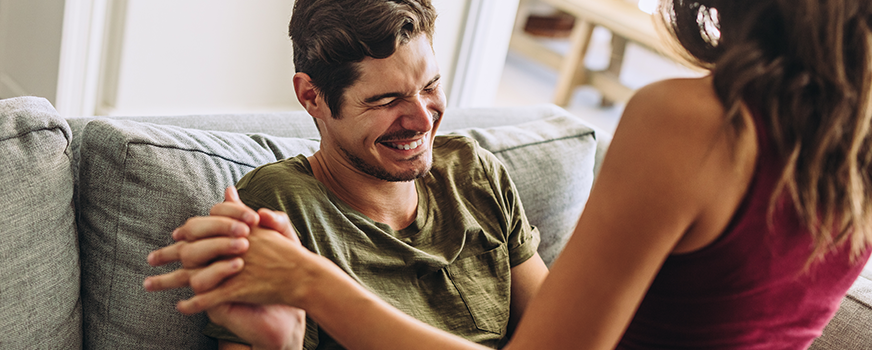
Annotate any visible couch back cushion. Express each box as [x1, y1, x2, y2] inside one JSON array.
[[76, 113, 597, 349], [0, 97, 81, 349], [77, 119, 319, 349]]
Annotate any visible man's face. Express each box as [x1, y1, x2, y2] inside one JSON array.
[[318, 34, 447, 182]]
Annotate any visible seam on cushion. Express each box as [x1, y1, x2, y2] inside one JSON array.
[[0, 126, 67, 143], [487, 132, 594, 155], [845, 293, 872, 309], [128, 141, 265, 169], [104, 141, 129, 321]]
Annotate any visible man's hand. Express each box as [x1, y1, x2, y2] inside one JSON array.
[[209, 303, 306, 350]]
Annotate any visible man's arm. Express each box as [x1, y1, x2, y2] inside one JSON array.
[[507, 253, 548, 337]]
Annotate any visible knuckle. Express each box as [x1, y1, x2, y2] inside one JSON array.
[[177, 242, 190, 258], [190, 279, 205, 294], [277, 211, 291, 223]]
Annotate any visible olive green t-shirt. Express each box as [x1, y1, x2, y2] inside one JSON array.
[[204, 135, 540, 349]]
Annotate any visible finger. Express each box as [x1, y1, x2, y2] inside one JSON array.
[[143, 268, 192, 292], [174, 215, 250, 242], [224, 186, 241, 203], [189, 257, 244, 294], [179, 237, 249, 269], [258, 209, 300, 242], [209, 201, 259, 227], [177, 288, 230, 315], [147, 242, 184, 266]]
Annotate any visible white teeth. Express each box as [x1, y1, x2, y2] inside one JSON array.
[[388, 136, 426, 150]]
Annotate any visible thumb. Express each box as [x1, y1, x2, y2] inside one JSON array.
[[258, 209, 299, 242], [224, 186, 242, 203]]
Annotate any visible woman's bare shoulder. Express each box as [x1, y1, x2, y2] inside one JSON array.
[[627, 76, 725, 129], [616, 75, 752, 158]]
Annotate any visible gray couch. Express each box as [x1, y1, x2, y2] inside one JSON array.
[[0, 96, 868, 349]]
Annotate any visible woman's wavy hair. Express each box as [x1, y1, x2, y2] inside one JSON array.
[[659, 0, 872, 262], [289, 0, 436, 118]]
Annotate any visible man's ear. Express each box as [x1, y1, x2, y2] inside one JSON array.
[[293, 72, 329, 119]]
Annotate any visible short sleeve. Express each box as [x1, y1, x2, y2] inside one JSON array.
[[476, 145, 541, 267]]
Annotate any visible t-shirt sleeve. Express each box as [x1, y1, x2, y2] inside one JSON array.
[[476, 146, 541, 267], [236, 164, 284, 212]]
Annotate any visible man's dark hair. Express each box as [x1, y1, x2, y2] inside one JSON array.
[[289, 0, 437, 118]]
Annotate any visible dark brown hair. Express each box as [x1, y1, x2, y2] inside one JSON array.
[[659, 0, 872, 261], [289, 0, 437, 117]]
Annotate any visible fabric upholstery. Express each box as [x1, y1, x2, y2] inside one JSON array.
[[0, 97, 81, 349], [810, 275, 872, 349]]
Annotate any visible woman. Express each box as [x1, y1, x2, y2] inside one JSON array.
[[149, 0, 872, 348]]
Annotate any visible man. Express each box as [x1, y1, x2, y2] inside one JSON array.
[[145, 0, 549, 349]]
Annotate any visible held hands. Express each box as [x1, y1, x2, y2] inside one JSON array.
[[144, 186, 261, 294], [144, 186, 309, 349]]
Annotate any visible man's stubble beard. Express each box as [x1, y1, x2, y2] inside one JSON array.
[[341, 146, 433, 182], [340, 111, 441, 182]]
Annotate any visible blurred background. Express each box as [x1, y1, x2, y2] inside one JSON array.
[[0, 0, 702, 134]]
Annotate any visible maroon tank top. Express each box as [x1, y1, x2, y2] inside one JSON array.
[[616, 112, 870, 349]]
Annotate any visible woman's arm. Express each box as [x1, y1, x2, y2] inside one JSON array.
[[506, 77, 755, 349]]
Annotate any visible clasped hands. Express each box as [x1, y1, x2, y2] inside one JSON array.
[[143, 186, 312, 349]]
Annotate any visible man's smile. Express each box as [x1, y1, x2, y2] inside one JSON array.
[[383, 134, 428, 151]]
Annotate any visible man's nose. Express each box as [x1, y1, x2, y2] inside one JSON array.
[[401, 95, 434, 133]]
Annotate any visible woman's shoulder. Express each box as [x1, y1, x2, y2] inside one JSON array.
[[620, 75, 756, 150], [628, 76, 725, 127]]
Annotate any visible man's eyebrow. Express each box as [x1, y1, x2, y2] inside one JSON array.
[[425, 74, 441, 88], [364, 91, 405, 104], [363, 74, 441, 104]]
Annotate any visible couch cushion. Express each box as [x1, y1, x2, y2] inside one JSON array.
[[77, 119, 319, 349], [0, 97, 81, 349], [450, 115, 597, 265], [810, 274, 872, 349], [76, 114, 598, 348]]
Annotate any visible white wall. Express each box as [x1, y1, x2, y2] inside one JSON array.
[[0, 0, 514, 117], [432, 0, 467, 103], [449, 0, 518, 108], [104, 0, 471, 116], [0, 0, 65, 102], [103, 0, 298, 116]]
